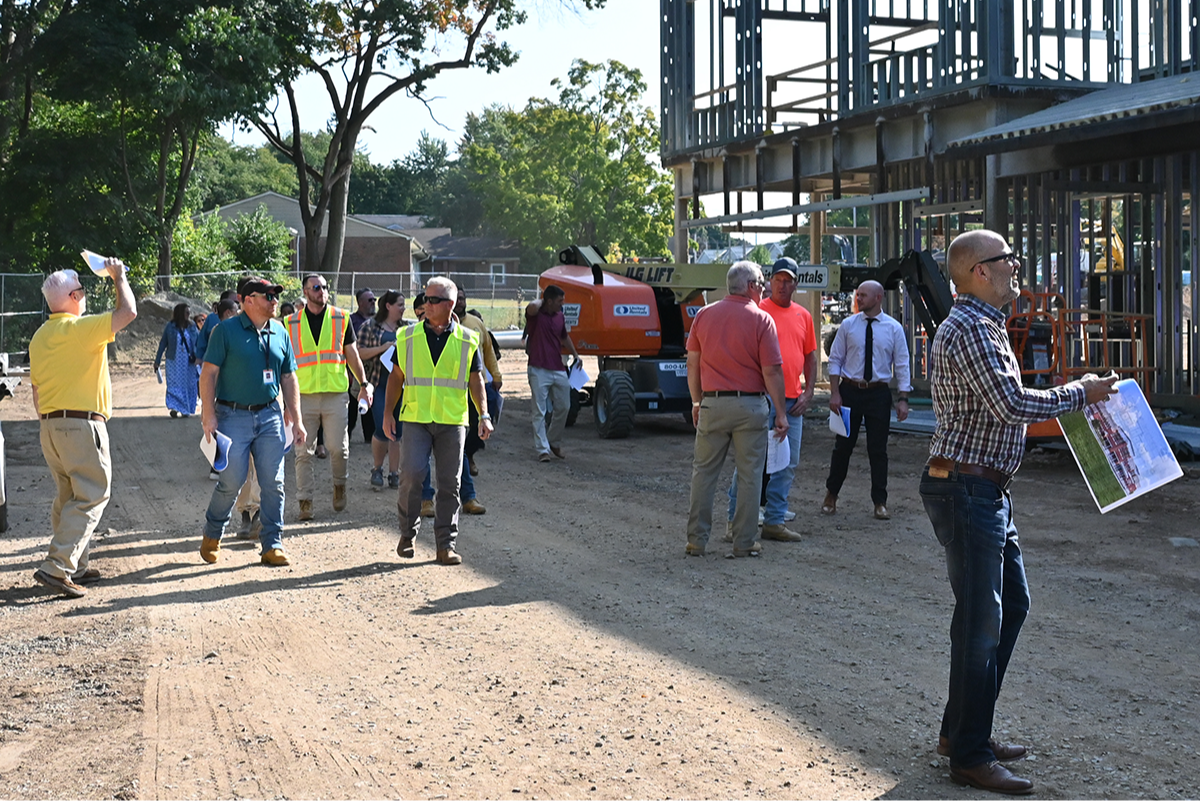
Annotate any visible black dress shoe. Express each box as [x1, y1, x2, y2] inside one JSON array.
[[949, 761, 1033, 795], [938, 736, 1028, 762]]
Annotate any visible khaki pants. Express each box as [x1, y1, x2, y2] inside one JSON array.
[[38, 417, 112, 579], [295, 391, 349, 501], [235, 460, 260, 514], [686, 395, 768, 552]]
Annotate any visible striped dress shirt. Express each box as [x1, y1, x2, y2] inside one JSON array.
[[928, 294, 1086, 476]]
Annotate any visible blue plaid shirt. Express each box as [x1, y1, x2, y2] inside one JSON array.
[[928, 294, 1086, 475]]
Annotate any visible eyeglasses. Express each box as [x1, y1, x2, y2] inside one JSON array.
[[250, 292, 279, 302], [68, 286, 85, 298], [978, 252, 1022, 270], [424, 295, 451, 305]]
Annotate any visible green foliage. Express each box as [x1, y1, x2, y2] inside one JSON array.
[[171, 214, 237, 275], [189, 133, 297, 210], [746, 244, 774, 266], [225, 206, 294, 273], [443, 59, 673, 269], [349, 132, 449, 215]]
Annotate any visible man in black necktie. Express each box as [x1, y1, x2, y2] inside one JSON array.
[[821, 280, 911, 520]]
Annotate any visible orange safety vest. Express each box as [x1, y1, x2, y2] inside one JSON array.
[[287, 306, 349, 394]]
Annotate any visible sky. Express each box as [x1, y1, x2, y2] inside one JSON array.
[[223, 0, 662, 165]]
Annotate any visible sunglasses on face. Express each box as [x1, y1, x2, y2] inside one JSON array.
[[309, 283, 329, 292], [250, 292, 279, 302], [978, 252, 1022, 270], [424, 295, 451, 305]]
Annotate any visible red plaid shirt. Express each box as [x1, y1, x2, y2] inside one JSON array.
[[928, 294, 1086, 475]]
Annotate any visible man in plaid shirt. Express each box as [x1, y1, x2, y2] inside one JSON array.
[[921, 229, 1117, 795]]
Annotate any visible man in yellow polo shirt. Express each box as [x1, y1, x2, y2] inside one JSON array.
[[287, 273, 372, 521], [29, 258, 137, 598], [382, 276, 493, 565]]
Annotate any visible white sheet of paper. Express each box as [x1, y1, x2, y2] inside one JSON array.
[[765, 430, 790, 473], [80, 249, 126, 276], [829, 407, 851, 437], [199, 430, 232, 471], [568, 360, 589, 391], [380, 344, 396, 373], [283, 421, 294, 454]]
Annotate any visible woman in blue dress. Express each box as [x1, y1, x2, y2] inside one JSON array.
[[154, 303, 200, 418]]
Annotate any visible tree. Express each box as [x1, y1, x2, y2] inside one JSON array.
[[188, 133, 298, 211], [37, 0, 309, 284], [348, 131, 449, 215], [455, 59, 674, 267], [252, 0, 605, 276]]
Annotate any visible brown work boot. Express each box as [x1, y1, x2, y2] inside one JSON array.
[[462, 498, 486, 515], [200, 536, 221, 564], [333, 484, 347, 512], [821, 491, 837, 515], [397, 536, 415, 559], [260, 548, 290, 567], [761, 523, 802, 542], [729, 540, 763, 558], [873, 503, 890, 520], [436, 547, 463, 566], [420, 499, 435, 518], [468, 455, 479, 476], [298, 499, 313, 521]]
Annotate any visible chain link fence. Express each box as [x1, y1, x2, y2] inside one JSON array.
[[0, 269, 546, 357]]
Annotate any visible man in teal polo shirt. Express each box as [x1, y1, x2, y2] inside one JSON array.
[[199, 276, 306, 566]]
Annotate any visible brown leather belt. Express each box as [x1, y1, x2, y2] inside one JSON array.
[[40, 410, 106, 422], [845, 380, 889, 389], [927, 456, 1012, 490]]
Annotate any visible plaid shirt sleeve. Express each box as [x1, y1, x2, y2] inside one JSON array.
[[955, 317, 1085, 425], [358, 321, 385, 388]]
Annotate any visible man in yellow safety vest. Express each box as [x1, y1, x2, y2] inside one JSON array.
[[287, 274, 372, 520], [382, 276, 493, 565]]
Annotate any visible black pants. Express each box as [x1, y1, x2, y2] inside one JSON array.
[[347, 387, 375, 443], [825, 383, 892, 505]]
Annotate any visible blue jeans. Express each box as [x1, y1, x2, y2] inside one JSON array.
[[204, 403, 287, 552], [727, 398, 802, 525], [920, 468, 1030, 769]]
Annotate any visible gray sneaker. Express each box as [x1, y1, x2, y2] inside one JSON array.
[[370, 467, 385, 491], [387, 471, 400, 490]]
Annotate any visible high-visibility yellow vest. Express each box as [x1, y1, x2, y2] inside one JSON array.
[[396, 322, 479, 426], [288, 306, 349, 394]]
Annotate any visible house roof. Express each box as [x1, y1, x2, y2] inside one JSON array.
[[945, 75, 1200, 154], [200, 192, 413, 241], [355, 214, 426, 230], [422, 234, 521, 261]]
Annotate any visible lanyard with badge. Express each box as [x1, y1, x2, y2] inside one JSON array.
[[258, 325, 276, 388]]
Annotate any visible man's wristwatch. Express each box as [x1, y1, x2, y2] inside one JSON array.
[[480, 413, 492, 420]]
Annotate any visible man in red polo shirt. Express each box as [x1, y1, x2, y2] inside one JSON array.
[[685, 261, 788, 558]]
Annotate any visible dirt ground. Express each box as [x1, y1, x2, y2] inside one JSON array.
[[1, 348, 1198, 800]]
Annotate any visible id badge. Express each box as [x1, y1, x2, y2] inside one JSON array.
[[263, 368, 275, 385]]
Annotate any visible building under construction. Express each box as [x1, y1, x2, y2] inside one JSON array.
[[660, 0, 1200, 405]]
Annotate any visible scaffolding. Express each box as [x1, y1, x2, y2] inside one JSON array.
[[660, 0, 1200, 404]]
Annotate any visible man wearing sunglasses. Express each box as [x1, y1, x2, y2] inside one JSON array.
[[29, 259, 137, 598], [286, 274, 373, 521], [199, 276, 305, 567], [382, 277, 492, 566], [921, 230, 1118, 794]]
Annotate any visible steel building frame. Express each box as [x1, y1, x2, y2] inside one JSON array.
[[661, 0, 1200, 404]]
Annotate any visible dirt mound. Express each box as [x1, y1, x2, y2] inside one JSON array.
[[114, 291, 210, 364]]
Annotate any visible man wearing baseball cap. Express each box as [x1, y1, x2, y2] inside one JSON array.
[[198, 276, 306, 567], [725, 257, 818, 542]]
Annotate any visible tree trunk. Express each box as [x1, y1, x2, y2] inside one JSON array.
[[321, 169, 351, 279], [157, 231, 172, 291]]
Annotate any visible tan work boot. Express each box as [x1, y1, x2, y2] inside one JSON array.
[[200, 536, 221, 564], [333, 484, 347, 512], [462, 498, 486, 515], [298, 499, 313, 521], [261, 548, 290, 567], [436, 547, 463, 566], [420, 499, 435, 518], [761, 523, 802, 542]]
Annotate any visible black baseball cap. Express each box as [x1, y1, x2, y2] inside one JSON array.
[[237, 276, 284, 298], [771, 257, 800, 278]]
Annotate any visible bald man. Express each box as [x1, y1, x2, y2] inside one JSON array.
[[821, 280, 911, 520], [920, 230, 1117, 794]]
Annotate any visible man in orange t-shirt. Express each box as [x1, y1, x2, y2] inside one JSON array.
[[726, 257, 818, 542]]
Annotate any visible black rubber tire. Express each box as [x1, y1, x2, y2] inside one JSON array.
[[594, 370, 636, 439], [823, 325, 840, 357], [566, 388, 582, 427]]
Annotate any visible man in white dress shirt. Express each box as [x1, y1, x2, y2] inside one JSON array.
[[821, 280, 911, 520]]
